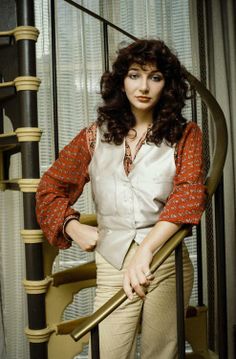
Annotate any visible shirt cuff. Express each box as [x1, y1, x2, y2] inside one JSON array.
[[62, 214, 80, 243]]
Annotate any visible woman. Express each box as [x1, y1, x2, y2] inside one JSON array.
[[36, 39, 207, 358]]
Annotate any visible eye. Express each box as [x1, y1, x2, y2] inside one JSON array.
[[128, 72, 139, 80], [151, 74, 163, 82]]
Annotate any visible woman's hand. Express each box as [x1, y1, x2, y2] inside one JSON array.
[[123, 221, 182, 300], [65, 220, 98, 251], [123, 245, 154, 300]]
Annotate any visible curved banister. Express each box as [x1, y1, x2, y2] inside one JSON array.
[[186, 72, 228, 197], [64, 0, 137, 41], [70, 73, 228, 342]]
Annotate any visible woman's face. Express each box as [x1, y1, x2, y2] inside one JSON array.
[[123, 63, 165, 115]]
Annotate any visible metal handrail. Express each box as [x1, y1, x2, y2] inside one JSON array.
[[63, 0, 137, 41], [186, 72, 228, 196]]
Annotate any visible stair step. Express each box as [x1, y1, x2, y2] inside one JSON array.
[[0, 179, 20, 191], [0, 86, 16, 103], [186, 350, 218, 359], [186, 305, 198, 318], [0, 132, 18, 151], [186, 354, 206, 359], [0, 37, 12, 47]]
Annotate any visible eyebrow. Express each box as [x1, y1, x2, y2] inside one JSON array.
[[128, 67, 162, 74]]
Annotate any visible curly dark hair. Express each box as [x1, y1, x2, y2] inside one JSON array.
[[97, 39, 190, 145]]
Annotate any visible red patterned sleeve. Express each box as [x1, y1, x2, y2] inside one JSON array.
[[159, 122, 208, 224], [36, 128, 92, 249]]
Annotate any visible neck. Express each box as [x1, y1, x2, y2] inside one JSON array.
[[131, 108, 153, 128]]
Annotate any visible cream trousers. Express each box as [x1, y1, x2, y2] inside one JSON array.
[[91, 242, 194, 359]]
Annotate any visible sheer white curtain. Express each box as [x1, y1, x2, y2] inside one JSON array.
[[0, 1, 199, 358], [0, 117, 28, 358], [0, 281, 6, 358]]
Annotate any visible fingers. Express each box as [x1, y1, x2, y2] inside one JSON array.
[[85, 229, 98, 251], [123, 269, 151, 300], [123, 274, 134, 300], [85, 241, 97, 252], [72, 224, 98, 251], [144, 270, 151, 277], [132, 282, 147, 299], [83, 236, 97, 251], [144, 271, 154, 281]]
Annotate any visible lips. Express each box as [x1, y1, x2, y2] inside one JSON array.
[[136, 96, 151, 101]]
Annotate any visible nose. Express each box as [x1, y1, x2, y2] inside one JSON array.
[[139, 76, 149, 94]]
